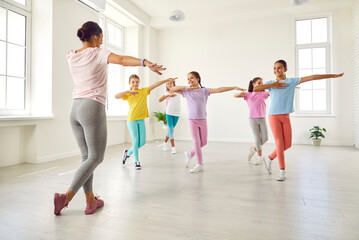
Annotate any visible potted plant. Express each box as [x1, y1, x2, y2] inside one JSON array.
[[309, 126, 326, 146], [153, 111, 167, 129]]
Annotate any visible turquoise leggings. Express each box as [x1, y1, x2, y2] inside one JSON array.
[[127, 119, 146, 162], [166, 114, 179, 140]]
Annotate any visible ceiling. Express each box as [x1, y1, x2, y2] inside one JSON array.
[[128, 0, 355, 29]]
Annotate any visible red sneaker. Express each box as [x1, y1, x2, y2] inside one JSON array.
[[85, 196, 104, 215], [54, 193, 68, 215]]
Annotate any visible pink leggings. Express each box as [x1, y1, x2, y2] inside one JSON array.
[[268, 114, 292, 169], [188, 119, 208, 165]]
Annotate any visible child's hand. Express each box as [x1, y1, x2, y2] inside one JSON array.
[[273, 82, 287, 88], [168, 94, 177, 97], [129, 91, 139, 95], [333, 72, 344, 78], [168, 77, 178, 82]]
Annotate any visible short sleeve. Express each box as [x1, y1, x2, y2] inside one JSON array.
[[291, 77, 301, 86], [182, 89, 188, 97], [204, 88, 210, 96], [264, 91, 269, 99], [143, 87, 150, 96], [97, 48, 112, 65], [123, 93, 130, 101], [243, 92, 248, 100]]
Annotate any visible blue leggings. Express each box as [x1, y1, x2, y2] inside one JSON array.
[[166, 114, 179, 140], [127, 119, 146, 162]]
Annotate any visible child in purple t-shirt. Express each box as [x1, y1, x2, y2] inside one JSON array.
[[171, 71, 245, 173], [235, 77, 269, 165]]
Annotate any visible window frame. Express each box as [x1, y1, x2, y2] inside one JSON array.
[[295, 15, 332, 115], [99, 15, 126, 117], [0, 0, 31, 116]]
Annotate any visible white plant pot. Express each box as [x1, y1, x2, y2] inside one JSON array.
[[312, 139, 322, 146], [161, 123, 167, 130]]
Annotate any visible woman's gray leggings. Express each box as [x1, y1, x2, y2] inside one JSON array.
[[69, 98, 107, 193], [249, 118, 268, 151]]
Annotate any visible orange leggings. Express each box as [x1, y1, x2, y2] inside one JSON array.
[[268, 114, 292, 169]]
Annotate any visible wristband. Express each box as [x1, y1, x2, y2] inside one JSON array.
[[141, 58, 146, 67]]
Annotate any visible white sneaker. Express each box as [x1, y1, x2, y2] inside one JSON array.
[[276, 170, 286, 181], [189, 164, 203, 173], [254, 156, 263, 165], [184, 152, 193, 168], [157, 142, 169, 151], [248, 147, 256, 161], [263, 156, 272, 175], [171, 147, 176, 154]]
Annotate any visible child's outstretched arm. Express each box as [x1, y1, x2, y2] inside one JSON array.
[[210, 86, 245, 94], [149, 78, 177, 92], [170, 86, 195, 94], [300, 73, 344, 84], [234, 92, 246, 98], [254, 81, 286, 92], [115, 90, 139, 99]]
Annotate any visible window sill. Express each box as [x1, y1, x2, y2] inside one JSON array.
[[0, 116, 54, 127]]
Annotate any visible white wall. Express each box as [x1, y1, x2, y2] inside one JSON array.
[[353, 0, 359, 148], [154, 3, 354, 146]]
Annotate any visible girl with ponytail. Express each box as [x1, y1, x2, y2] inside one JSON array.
[[171, 71, 246, 173], [234, 77, 269, 165]]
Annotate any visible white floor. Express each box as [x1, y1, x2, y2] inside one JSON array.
[[0, 141, 359, 240]]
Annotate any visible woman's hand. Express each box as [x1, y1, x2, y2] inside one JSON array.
[[144, 60, 166, 75]]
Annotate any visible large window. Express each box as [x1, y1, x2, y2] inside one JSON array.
[[100, 17, 128, 116], [295, 17, 331, 114], [0, 0, 31, 116]]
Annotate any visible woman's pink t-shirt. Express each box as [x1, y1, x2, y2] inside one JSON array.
[[67, 47, 112, 105], [244, 91, 269, 118]]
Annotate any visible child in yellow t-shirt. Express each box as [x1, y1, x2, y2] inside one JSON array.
[[115, 74, 176, 170]]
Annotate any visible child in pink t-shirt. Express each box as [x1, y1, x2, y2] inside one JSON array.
[[235, 77, 269, 165]]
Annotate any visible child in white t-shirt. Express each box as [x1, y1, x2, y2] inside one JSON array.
[[158, 80, 181, 154]]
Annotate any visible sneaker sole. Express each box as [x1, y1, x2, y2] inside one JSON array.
[[85, 204, 104, 215]]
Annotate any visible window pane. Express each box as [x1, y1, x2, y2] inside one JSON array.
[[6, 77, 24, 109], [300, 81, 312, 90], [115, 27, 122, 48], [299, 90, 312, 110], [299, 69, 312, 78], [0, 41, 5, 75], [312, 68, 326, 89], [8, 10, 26, 46], [0, 76, 5, 108], [313, 79, 326, 89], [312, 48, 326, 68], [313, 90, 326, 111], [7, 43, 25, 77], [312, 18, 327, 43], [107, 22, 115, 46], [296, 20, 311, 44], [298, 48, 312, 69], [0, 7, 6, 41], [13, 0, 26, 5]]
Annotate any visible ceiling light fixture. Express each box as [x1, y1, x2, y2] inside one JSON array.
[[291, 0, 310, 5], [169, 0, 185, 22]]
